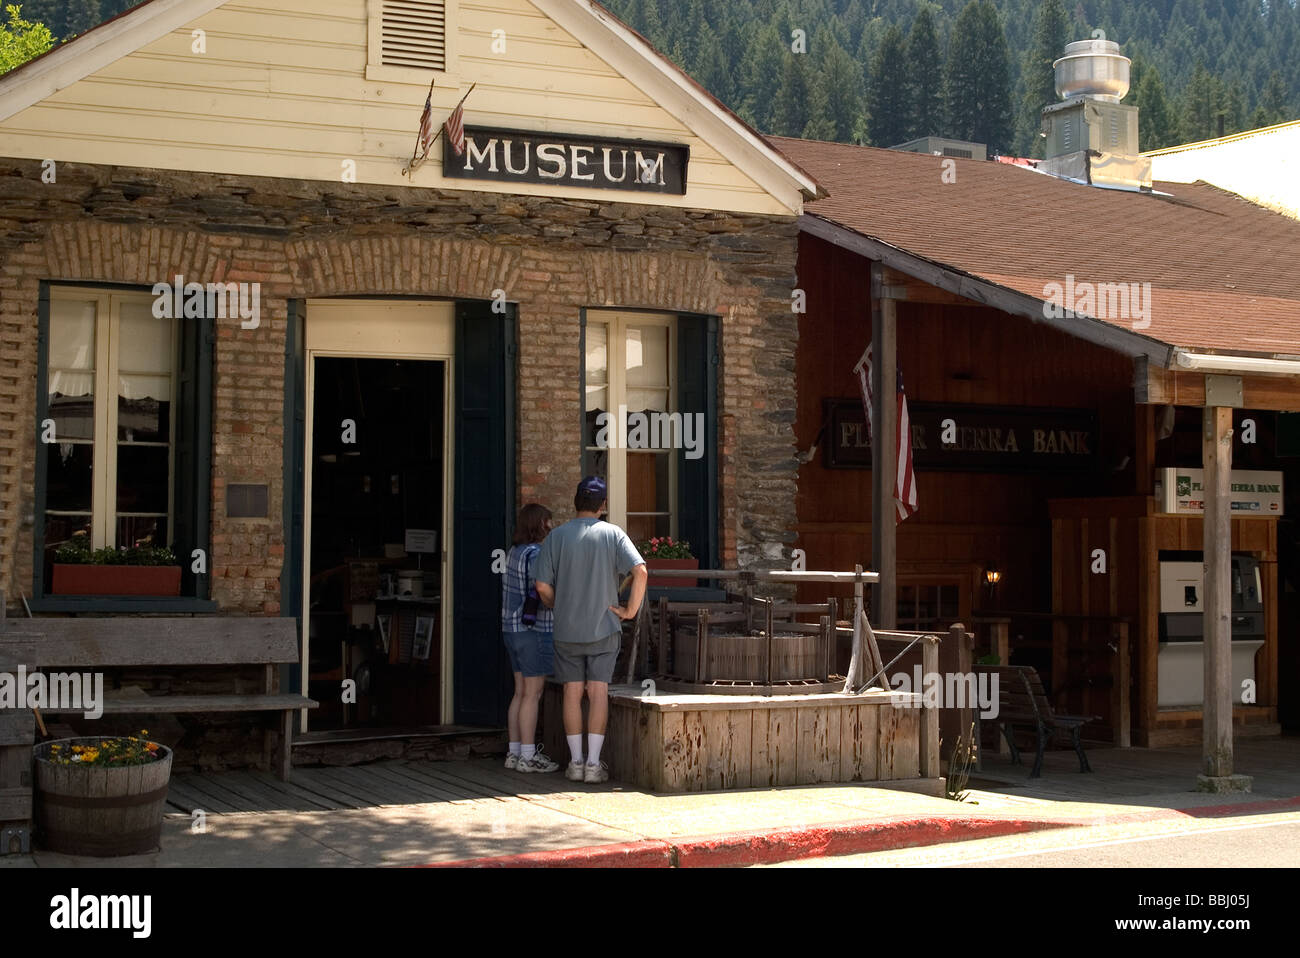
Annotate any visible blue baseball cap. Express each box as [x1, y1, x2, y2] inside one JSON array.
[[577, 476, 607, 499]]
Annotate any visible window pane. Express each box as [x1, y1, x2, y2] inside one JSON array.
[[627, 514, 668, 543], [585, 324, 607, 383], [49, 393, 95, 441], [627, 451, 669, 527], [49, 300, 96, 370], [116, 445, 170, 514], [118, 515, 164, 550], [119, 391, 171, 443], [584, 385, 608, 448], [46, 443, 94, 512], [626, 325, 668, 389], [583, 447, 608, 488], [118, 304, 172, 374], [44, 514, 92, 556]]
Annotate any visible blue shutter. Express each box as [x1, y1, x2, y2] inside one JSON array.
[[282, 301, 307, 692], [453, 300, 516, 725], [172, 306, 213, 599], [676, 313, 719, 570]]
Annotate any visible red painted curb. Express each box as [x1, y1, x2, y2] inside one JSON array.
[[421, 839, 674, 868], [672, 816, 1062, 868], [418, 793, 1300, 868]]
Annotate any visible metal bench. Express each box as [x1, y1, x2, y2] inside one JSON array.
[[974, 663, 1098, 777], [23, 617, 316, 781]]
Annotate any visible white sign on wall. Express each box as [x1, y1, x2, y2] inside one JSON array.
[[1157, 468, 1284, 516]]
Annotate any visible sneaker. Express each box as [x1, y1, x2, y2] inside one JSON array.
[[565, 760, 586, 782], [518, 749, 560, 773], [583, 761, 610, 784], [504, 753, 520, 770]]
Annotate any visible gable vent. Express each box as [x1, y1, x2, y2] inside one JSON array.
[[381, 0, 447, 72]]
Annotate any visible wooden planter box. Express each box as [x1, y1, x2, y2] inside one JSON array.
[[52, 564, 181, 597], [33, 737, 173, 857], [645, 558, 699, 589]]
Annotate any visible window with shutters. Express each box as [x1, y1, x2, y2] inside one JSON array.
[[34, 285, 213, 606], [367, 0, 458, 83]]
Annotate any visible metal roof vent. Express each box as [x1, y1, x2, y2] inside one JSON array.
[[1053, 38, 1130, 104]]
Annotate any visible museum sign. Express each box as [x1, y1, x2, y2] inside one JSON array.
[[443, 126, 690, 195]]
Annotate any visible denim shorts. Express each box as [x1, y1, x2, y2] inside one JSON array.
[[504, 628, 554, 677]]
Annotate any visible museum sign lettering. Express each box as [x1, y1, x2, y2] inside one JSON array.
[[824, 400, 1098, 472], [443, 126, 689, 195]]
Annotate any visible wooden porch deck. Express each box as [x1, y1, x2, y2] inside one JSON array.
[[970, 735, 1300, 803], [164, 757, 590, 815]]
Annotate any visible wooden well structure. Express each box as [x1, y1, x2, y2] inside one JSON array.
[[543, 567, 950, 793]]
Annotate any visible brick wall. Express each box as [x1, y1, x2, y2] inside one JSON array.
[[0, 160, 801, 613]]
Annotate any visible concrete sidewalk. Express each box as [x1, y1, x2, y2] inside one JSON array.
[[5, 739, 1300, 868]]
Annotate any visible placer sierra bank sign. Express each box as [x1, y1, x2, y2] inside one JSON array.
[[443, 126, 689, 194], [824, 400, 1098, 472]]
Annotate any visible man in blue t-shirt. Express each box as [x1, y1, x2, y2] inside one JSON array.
[[534, 476, 647, 784]]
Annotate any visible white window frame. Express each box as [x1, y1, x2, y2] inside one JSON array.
[[585, 309, 678, 538], [366, 0, 461, 85], [47, 288, 177, 551]]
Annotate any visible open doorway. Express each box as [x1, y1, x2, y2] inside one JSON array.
[[306, 357, 446, 729]]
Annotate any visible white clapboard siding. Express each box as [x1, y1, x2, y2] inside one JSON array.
[[0, 0, 797, 214]]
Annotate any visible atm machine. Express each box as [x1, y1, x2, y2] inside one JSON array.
[[1157, 554, 1266, 707]]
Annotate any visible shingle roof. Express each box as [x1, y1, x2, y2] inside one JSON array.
[[769, 135, 1300, 356]]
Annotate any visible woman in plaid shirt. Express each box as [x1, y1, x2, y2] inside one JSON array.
[[500, 503, 559, 773]]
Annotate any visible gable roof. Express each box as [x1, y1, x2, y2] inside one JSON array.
[[0, 0, 819, 211], [770, 135, 1300, 362]]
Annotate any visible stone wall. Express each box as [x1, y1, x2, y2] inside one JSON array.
[[0, 159, 801, 612]]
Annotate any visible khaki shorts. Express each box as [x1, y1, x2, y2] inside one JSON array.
[[553, 633, 621, 684]]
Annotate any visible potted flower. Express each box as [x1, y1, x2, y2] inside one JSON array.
[[639, 536, 698, 588], [51, 532, 182, 596], [33, 731, 173, 856]]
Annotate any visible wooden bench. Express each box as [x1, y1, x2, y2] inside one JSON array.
[[24, 617, 316, 781], [974, 664, 1098, 778]]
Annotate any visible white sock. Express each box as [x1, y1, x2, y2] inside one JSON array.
[[566, 734, 584, 764], [587, 733, 605, 765], [508, 741, 521, 757], [521, 744, 536, 761]]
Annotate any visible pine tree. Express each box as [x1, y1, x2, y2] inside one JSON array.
[[771, 52, 813, 138], [692, 24, 734, 107], [1136, 66, 1176, 150], [1016, 0, 1068, 156], [905, 4, 944, 140], [943, 0, 1015, 152], [803, 37, 864, 143], [867, 24, 909, 146], [61, 0, 100, 39], [1180, 61, 1219, 141], [742, 24, 788, 133], [1257, 70, 1290, 126]]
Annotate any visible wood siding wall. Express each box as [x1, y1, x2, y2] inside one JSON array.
[[0, 0, 789, 214], [795, 233, 1138, 620]]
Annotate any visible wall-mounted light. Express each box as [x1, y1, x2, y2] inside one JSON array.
[[985, 564, 1002, 586]]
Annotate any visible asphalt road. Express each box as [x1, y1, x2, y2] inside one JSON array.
[[763, 811, 1300, 868]]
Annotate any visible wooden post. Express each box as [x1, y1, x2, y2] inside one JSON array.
[[843, 565, 865, 692], [920, 636, 941, 779], [1111, 621, 1131, 748], [870, 263, 898, 630], [1202, 405, 1236, 782]]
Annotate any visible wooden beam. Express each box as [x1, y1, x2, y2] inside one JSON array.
[[1137, 361, 1300, 410], [871, 262, 898, 629], [879, 267, 980, 306], [1202, 406, 1234, 778]]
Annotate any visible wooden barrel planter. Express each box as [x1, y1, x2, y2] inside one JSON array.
[[32, 737, 173, 857]]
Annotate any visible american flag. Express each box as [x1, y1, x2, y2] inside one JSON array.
[[444, 98, 466, 158], [416, 91, 435, 160], [856, 343, 918, 522]]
